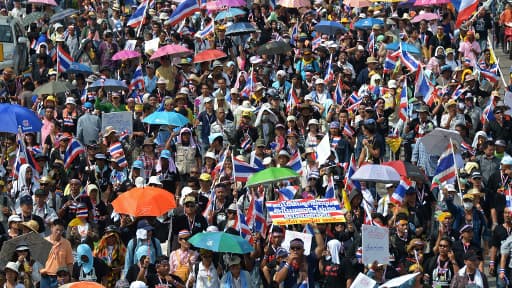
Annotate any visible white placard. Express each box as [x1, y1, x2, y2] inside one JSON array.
[[145, 38, 160, 55], [124, 40, 137, 51], [379, 272, 420, 288], [362, 224, 389, 265], [350, 273, 377, 288], [101, 111, 133, 135], [282, 230, 313, 256], [504, 91, 512, 116]]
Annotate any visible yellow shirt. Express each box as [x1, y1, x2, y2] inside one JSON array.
[[156, 65, 177, 91]]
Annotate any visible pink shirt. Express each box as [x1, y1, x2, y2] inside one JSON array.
[[41, 118, 55, 146], [458, 40, 481, 65]]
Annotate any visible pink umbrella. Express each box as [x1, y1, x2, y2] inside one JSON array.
[[112, 50, 141, 61], [414, 0, 449, 6], [411, 12, 440, 23], [343, 0, 371, 8], [207, 0, 246, 10], [150, 44, 193, 60], [28, 0, 57, 5], [278, 0, 310, 8]]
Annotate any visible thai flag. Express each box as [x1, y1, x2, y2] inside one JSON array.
[[57, 45, 73, 73], [129, 65, 145, 91], [212, 148, 228, 180], [414, 67, 435, 106], [461, 141, 476, 156], [348, 92, 360, 104], [324, 176, 335, 198], [399, 48, 420, 72], [286, 85, 299, 113], [269, 0, 276, 10], [298, 279, 309, 288], [343, 123, 355, 138], [167, 0, 200, 26], [246, 195, 266, 234], [290, 24, 298, 46], [324, 54, 334, 84], [30, 39, 38, 50], [454, 0, 479, 27], [236, 209, 252, 240], [333, 78, 343, 104], [481, 99, 495, 124], [451, 85, 466, 100], [347, 101, 361, 113], [253, 157, 265, 170], [127, 0, 147, 28], [431, 144, 457, 189], [399, 79, 408, 121], [202, 192, 215, 224], [64, 139, 85, 169], [384, 51, 400, 74], [119, 130, 130, 142], [50, 47, 57, 63], [197, 21, 214, 39], [241, 136, 252, 152], [477, 66, 499, 84], [344, 155, 360, 193], [233, 157, 262, 181], [312, 37, 321, 50], [108, 142, 128, 168], [287, 151, 303, 175], [368, 32, 375, 54], [391, 178, 412, 205], [277, 185, 299, 200], [13, 132, 40, 179], [241, 68, 255, 98]]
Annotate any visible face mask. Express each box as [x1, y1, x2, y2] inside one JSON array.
[[463, 202, 474, 210], [460, 178, 468, 185]]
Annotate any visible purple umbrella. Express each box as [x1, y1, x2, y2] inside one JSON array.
[[411, 12, 440, 23], [206, 0, 246, 10], [112, 50, 141, 61]]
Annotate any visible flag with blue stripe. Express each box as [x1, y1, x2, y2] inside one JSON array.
[[168, 0, 200, 26]]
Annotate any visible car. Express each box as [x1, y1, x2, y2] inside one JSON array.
[[0, 16, 29, 74]]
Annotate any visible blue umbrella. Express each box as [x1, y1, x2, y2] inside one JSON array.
[[354, 18, 384, 30], [66, 62, 93, 75], [88, 79, 128, 91], [385, 42, 421, 54], [314, 20, 347, 35], [0, 104, 42, 133], [214, 8, 246, 21], [225, 22, 257, 36], [143, 111, 190, 126], [49, 8, 79, 23], [188, 232, 254, 253]]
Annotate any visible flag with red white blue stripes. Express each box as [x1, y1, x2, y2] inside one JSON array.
[[276, 186, 299, 200], [57, 45, 73, 73], [64, 139, 85, 169], [129, 65, 145, 91], [398, 79, 408, 121]]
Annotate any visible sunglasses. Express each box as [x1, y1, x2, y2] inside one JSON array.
[[185, 203, 195, 208], [414, 247, 424, 251], [290, 246, 303, 251], [179, 238, 190, 241]]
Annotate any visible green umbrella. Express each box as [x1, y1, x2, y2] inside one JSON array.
[[246, 167, 299, 187], [33, 80, 74, 95], [188, 232, 254, 254]]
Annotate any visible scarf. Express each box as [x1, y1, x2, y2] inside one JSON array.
[[94, 233, 126, 267], [223, 270, 248, 288], [458, 266, 484, 287], [77, 244, 94, 274]]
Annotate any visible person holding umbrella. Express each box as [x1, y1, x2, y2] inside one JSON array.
[[12, 242, 43, 287]]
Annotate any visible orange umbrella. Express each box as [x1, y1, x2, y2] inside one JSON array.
[[60, 282, 105, 288], [193, 49, 227, 63], [112, 187, 177, 216]]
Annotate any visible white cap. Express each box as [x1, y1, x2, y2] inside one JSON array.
[[130, 281, 148, 288], [387, 80, 397, 89], [444, 184, 456, 192], [315, 78, 325, 85], [385, 183, 394, 188], [65, 97, 76, 105], [148, 176, 162, 186]]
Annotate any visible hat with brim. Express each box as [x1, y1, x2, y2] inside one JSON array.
[[4, 262, 19, 274], [20, 220, 39, 233], [103, 126, 117, 137], [459, 224, 473, 234], [366, 57, 378, 64]]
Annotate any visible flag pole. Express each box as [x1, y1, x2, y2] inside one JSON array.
[[450, 138, 463, 200], [56, 44, 59, 80], [487, 36, 507, 87], [137, 0, 149, 38]]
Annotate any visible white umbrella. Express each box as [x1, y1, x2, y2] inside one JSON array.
[[351, 164, 401, 183], [418, 128, 462, 155]]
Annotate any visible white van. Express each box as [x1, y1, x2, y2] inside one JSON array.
[[0, 16, 29, 74]]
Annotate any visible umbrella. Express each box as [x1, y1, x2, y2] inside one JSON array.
[[351, 164, 401, 183], [278, 0, 310, 8], [369, 0, 405, 2], [0, 232, 52, 266], [22, 11, 45, 26], [314, 20, 347, 35], [385, 42, 421, 54], [193, 49, 227, 63], [354, 18, 384, 29], [188, 232, 254, 254], [28, 0, 57, 5], [256, 40, 292, 55], [112, 50, 141, 61], [0, 104, 42, 134], [111, 187, 177, 216], [343, 0, 371, 7], [382, 161, 427, 182], [207, 0, 246, 10], [33, 80, 74, 95], [88, 79, 128, 92], [60, 282, 105, 288], [418, 128, 462, 156], [214, 8, 246, 21], [225, 22, 257, 36], [66, 62, 93, 75], [143, 111, 190, 126], [150, 44, 193, 60], [49, 8, 79, 23], [411, 12, 440, 22], [414, 0, 449, 5], [246, 167, 299, 187]]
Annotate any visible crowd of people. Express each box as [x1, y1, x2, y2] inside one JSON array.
[[0, 0, 511, 287]]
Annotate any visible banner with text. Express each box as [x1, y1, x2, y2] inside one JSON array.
[[266, 198, 345, 225]]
